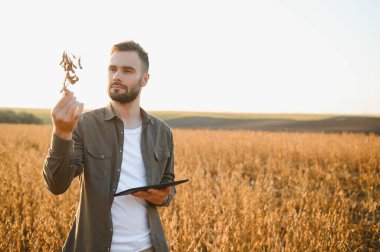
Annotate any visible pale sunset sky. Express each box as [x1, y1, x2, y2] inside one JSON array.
[[0, 0, 379, 115]]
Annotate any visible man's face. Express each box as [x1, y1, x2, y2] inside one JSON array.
[[107, 51, 148, 104]]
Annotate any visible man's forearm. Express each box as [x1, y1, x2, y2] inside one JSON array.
[[42, 134, 78, 195]]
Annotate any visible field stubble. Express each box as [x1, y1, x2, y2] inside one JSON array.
[[0, 124, 379, 251]]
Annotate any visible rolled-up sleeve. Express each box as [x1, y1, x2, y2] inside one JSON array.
[[43, 127, 84, 195], [157, 130, 176, 207]]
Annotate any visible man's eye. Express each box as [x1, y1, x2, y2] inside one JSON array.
[[123, 68, 134, 73], [108, 67, 116, 72]]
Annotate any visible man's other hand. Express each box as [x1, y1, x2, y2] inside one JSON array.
[[132, 186, 171, 205]]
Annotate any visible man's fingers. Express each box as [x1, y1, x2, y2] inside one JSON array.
[[133, 190, 159, 198], [163, 186, 171, 193], [133, 191, 149, 198], [146, 187, 171, 197], [146, 189, 158, 194], [53, 91, 74, 112], [52, 93, 82, 122], [132, 188, 170, 205], [78, 103, 84, 113], [133, 186, 171, 202], [51, 91, 83, 139], [65, 101, 81, 121], [73, 103, 84, 119], [52, 95, 76, 118], [147, 186, 171, 194]]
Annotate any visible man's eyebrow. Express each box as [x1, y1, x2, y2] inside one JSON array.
[[108, 65, 136, 71], [122, 66, 136, 71]]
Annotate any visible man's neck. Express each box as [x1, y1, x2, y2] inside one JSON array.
[[110, 100, 142, 129]]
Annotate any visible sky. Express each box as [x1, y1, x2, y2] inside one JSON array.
[[0, 0, 379, 115]]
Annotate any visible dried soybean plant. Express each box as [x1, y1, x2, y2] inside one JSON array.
[[59, 51, 82, 93]]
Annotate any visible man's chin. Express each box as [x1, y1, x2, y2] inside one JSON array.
[[110, 95, 125, 103], [109, 94, 137, 104], [109, 89, 125, 98]]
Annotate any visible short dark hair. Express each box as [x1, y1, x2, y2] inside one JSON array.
[[111, 40, 149, 73]]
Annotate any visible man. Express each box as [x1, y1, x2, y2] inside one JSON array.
[[43, 40, 175, 252]]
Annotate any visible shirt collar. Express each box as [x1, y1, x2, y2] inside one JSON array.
[[104, 103, 153, 125]]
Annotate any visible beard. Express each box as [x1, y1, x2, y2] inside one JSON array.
[[108, 79, 142, 104]]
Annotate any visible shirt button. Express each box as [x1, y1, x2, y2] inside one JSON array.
[[119, 149, 122, 153], [101, 154, 104, 159], [121, 131, 123, 134]]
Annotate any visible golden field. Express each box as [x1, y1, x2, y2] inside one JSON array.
[[0, 124, 379, 251]]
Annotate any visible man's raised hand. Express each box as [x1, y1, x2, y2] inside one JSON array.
[[51, 91, 84, 140]]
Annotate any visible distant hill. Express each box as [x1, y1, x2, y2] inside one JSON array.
[[0, 110, 43, 124], [1, 107, 379, 134], [1, 108, 52, 124], [164, 116, 380, 134]]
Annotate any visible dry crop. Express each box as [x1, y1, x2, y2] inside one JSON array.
[[59, 51, 82, 93], [0, 124, 379, 251]]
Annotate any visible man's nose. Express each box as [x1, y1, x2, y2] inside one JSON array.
[[113, 70, 122, 81]]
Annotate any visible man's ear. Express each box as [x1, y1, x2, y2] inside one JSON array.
[[141, 73, 150, 87]]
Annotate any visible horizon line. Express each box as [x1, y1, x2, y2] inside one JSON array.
[[1, 106, 380, 117]]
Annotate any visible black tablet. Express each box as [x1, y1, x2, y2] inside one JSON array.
[[114, 179, 189, 197]]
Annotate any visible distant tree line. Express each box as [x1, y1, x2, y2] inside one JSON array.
[[0, 110, 43, 124]]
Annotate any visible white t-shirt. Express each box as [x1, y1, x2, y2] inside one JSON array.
[[111, 126, 153, 252]]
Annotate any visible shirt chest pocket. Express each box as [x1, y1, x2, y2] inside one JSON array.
[[85, 147, 113, 179], [153, 150, 171, 179]]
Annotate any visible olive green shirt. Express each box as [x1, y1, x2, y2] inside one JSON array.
[[43, 105, 175, 252]]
